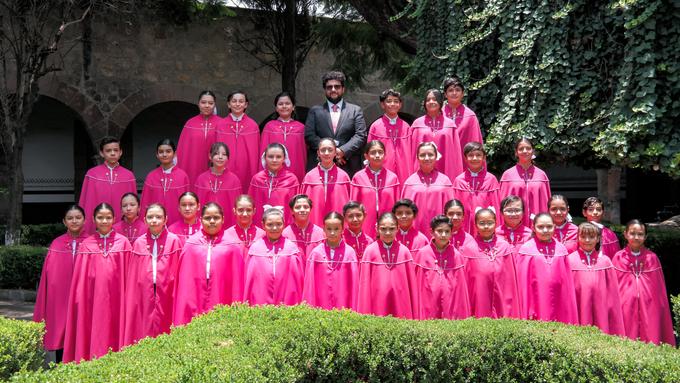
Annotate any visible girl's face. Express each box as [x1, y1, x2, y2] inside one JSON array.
[[446, 206, 465, 231], [578, 230, 599, 253], [475, 211, 496, 240], [417, 146, 437, 173], [201, 206, 223, 236], [502, 200, 523, 228], [292, 199, 311, 224], [266, 148, 285, 173], [378, 217, 397, 244], [432, 223, 452, 249], [145, 206, 167, 236], [465, 150, 485, 173], [228, 93, 248, 116], [64, 209, 85, 235], [234, 200, 255, 227], [324, 218, 343, 246], [94, 209, 114, 235], [583, 203, 603, 223], [210, 146, 229, 170], [276, 96, 294, 120], [381, 95, 402, 117], [178, 196, 199, 222], [344, 208, 365, 233], [424, 92, 441, 115], [394, 205, 415, 231], [317, 141, 336, 166], [624, 224, 646, 252], [533, 216, 555, 243], [121, 196, 140, 221], [156, 145, 175, 167], [549, 199, 569, 226], [515, 142, 534, 164], [364, 145, 385, 170], [198, 95, 216, 116], [264, 214, 285, 241]]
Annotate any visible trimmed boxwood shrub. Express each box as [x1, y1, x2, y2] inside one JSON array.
[[14, 305, 680, 382], [0, 317, 43, 380], [0, 246, 47, 290], [673, 294, 680, 338]]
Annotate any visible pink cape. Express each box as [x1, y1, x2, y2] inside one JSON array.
[[167, 220, 202, 245], [567, 249, 625, 336], [140, 166, 190, 225], [401, 170, 455, 236], [599, 225, 621, 258], [216, 114, 261, 189], [113, 217, 147, 245], [495, 224, 533, 254], [244, 237, 304, 306], [33, 232, 87, 351], [553, 222, 579, 253], [260, 119, 307, 182], [413, 242, 470, 319], [194, 169, 243, 228], [462, 236, 521, 318], [357, 241, 419, 319], [452, 168, 501, 234], [301, 165, 351, 227], [350, 166, 400, 238], [343, 228, 374, 260], [123, 230, 182, 346], [396, 226, 430, 253], [443, 103, 483, 149], [499, 164, 551, 227], [172, 229, 245, 326], [410, 115, 463, 181], [78, 164, 137, 235], [62, 231, 131, 363], [367, 116, 413, 182], [224, 224, 265, 251], [452, 229, 475, 252], [176, 114, 220, 185], [282, 223, 325, 265], [302, 241, 359, 310], [248, 168, 300, 225], [612, 247, 675, 345], [516, 238, 578, 324]]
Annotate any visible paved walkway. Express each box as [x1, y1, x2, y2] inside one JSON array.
[[0, 300, 35, 320]]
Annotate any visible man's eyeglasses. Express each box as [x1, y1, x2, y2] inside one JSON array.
[[325, 84, 343, 90]]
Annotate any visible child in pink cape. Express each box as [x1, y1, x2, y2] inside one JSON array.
[[452, 142, 500, 235], [140, 139, 190, 225], [442, 76, 483, 150], [358, 213, 419, 319], [167, 192, 202, 245], [303, 211, 359, 310], [123, 204, 182, 346], [582, 197, 621, 258], [402, 142, 455, 236], [567, 222, 625, 336], [413, 215, 470, 320], [444, 199, 475, 252], [462, 208, 520, 319], [249, 143, 300, 225], [612, 220, 675, 345], [301, 138, 351, 227], [350, 140, 400, 238], [244, 207, 304, 306], [260, 92, 307, 182], [113, 193, 146, 245], [79, 136, 137, 235], [194, 142, 242, 228], [216, 91, 260, 189], [62, 203, 131, 363], [342, 201, 374, 260], [176, 91, 219, 185], [282, 194, 325, 264], [495, 195, 533, 253], [173, 202, 245, 326], [499, 138, 551, 227], [410, 89, 463, 181], [516, 213, 578, 324], [548, 195, 578, 253], [34, 205, 88, 363], [224, 195, 265, 250], [367, 89, 412, 182], [392, 199, 429, 253]]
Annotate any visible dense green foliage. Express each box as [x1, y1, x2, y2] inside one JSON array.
[[0, 224, 63, 247], [404, 0, 680, 175], [0, 317, 43, 381], [14, 305, 680, 382], [672, 294, 680, 338], [0, 246, 46, 290]]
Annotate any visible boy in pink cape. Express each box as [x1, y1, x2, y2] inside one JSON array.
[[79, 137, 137, 235], [249, 143, 300, 225], [194, 142, 242, 228], [342, 201, 374, 260], [260, 92, 307, 182], [173, 203, 245, 326], [216, 91, 260, 189], [350, 140, 400, 238], [123, 205, 182, 346], [176, 91, 220, 185], [612, 220, 675, 345], [113, 193, 146, 245], [224, 195, 265, 250], [282, 194, 325, 264], [303, 212, 359, 310], [495, 195, 533, 253], [392, 199, 430, 252], [244, 207, 304, 306], [62, 203, 131, 363], [463, 209, 521, 319], [582, 197, 621, 258], [167, 192, 202, 245], [567, 222, 625, 336], [414, 215, 470, 320], [34, 205, 88, 362], [442, 76, 483, 150], [357, 213, 419, 319], [549, 195, 579, 253], [516, 213, 578, 324], [367, 89, 413, 182]]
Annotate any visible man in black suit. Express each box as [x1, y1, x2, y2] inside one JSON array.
[[304, 71, 367, 176]]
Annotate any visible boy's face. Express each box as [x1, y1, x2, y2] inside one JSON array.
[[380, 95, 402, 117], [583, 203, 603, 223], [465, 150, 485, 172], [100, 143, 122, 164]]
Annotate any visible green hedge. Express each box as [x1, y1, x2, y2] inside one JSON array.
[[0, 317, 43, 381], [0, 246, 47, 290], [673, 294, 680, 339], [13, 305, 680, 382], [0, 224, 63, 247]]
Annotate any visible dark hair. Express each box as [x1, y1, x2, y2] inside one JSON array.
[[93, 202, 115, 218], [392, 199, 418, 216], [274, 91, 296, 106], [625, 219, 646, 234], [582, 197, 604, 211], [364, 140, 385, 155], [444, 199, 464, 213], [475, 208, 497, 223], [318, 137, 337, 150], [210, 142, 230, 158], [443, 76, 465, 92], [500, 195, 524, 211], [65, 204, 86, 218], [514, 137, 534, 151], [416, 141, 438, 157], [234, 194, 254, 208], [533, 212, 553, 226], [262, 207, 285, 223], [265, 142, 287, 158], [379, 88, 402, 102], [322, 71, 346, 88], [198, 90, 217, 102], [430, 214, 452, 230], [178, 191, 199, 204], [423, 89, 444, 109], [548, 194, 569, 209], [156, 138, 177, 152], [377, 212, 397, 225], [121, 192, 140, 205], [324, 211, 344, 225], [201, 202, 224, 217], [289, 194, 313, 209], [343, 200, 365, 215], [145, 203, 167, 217], [98, 136, 120, 152], [463, 141, 484, 156], [227, 90, 249, 103]]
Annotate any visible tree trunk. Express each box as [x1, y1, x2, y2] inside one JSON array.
[[4, 132, 24, 245], [596, 167, 622, 224], [281, 0, 296, 98]]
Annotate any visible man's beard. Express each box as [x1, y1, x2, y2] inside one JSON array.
[[326, 95, 342, 104]]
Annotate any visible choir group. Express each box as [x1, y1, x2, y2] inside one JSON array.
[[33, 79, 676, 364]]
